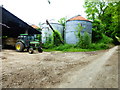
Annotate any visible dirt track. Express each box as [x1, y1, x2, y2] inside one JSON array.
[[0, 46, 119, 88]]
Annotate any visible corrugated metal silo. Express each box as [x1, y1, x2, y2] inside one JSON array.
[[51, 23, 64, 37], [65, 15, 92, 44], [42, 23, 64, 43]]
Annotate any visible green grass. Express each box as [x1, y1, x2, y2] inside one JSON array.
[[43, 43, 111, 52], [43, 48, 99, 52]]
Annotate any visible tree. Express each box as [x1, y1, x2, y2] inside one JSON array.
[[58, 17, 67, 27], [84, 1, 108, 21], [99, 2, 120, 44], [58, 17, 67, 41], [84, 1, 120, 44]]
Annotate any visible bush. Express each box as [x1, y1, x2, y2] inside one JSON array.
[[54, 44, 74, 51], [52, 30, 63, 46], [89, 43, 109, 50], [43, 30, 64, 48], [76, 32, 91, 49], [43, 42, 110, 52], [99, 34, 113, 44], [82, 32, 91, 48], [42, 43, 54, 49]]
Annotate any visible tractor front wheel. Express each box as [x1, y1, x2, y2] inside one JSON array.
[[15, 42, 24, 52], [38, 47, 43, 53], [29, 48, 34, 54]]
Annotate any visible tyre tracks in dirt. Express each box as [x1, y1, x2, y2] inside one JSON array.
[[56, 46, 118, 88]]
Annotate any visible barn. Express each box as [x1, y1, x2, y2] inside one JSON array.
[[0, 6, 41, 48]]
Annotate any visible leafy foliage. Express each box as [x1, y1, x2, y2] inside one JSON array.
[[75, 23, 84, 44], [92, 19, 105, 42], [82, 32, 91, 48], [43, 30, 63, 47], [76, 31, 91, 49], [52, 30, 63, 46], [58, 17, 67, 41], [89, 43, 109, 50], [99, 34, 113, 44], [84, 1, 120, 44], [58, 17, 67, 27], [75, 23, 91, 49], [43, 42, 109, 52]]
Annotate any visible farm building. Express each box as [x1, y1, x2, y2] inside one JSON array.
[[0, 6, 41, 48], [65, 15, 92, 44], [41, 23, 63, 43]]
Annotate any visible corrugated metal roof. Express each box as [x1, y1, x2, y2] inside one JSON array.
[[67, 15, 90, 21], [1, 6, 41, 36]]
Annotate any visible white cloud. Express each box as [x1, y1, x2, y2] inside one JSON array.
[[0, 0, 87, 26]]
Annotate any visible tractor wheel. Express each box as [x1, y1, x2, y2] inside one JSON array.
[[29, 48, 34, 54], [15, 42, 24, 52], [38, 47, 43, 53]]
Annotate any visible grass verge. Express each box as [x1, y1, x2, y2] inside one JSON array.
[[43, 43, 113, 52]]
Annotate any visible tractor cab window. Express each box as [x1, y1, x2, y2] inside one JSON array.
[[23, 36, 27, 40], [27, 36, 30, 40], [27, 36, 35, 40], [18, 36, 24, 39], [31, 36, 35, 40], [18, 36, 21, 39]]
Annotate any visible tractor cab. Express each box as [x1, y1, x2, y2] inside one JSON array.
[[15, 34, 42, 54]]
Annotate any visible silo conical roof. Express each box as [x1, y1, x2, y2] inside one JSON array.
[[67, 15, 90, 22]]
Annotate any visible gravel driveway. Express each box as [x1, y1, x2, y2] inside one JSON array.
[[0, 46, 119, 88]]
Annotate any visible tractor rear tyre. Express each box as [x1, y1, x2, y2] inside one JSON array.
[[15, 42, 24, 52], [29, 48, 34, 54]]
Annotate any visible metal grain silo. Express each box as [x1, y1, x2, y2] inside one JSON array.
[[42, 23, 64, 43], [50, 23, 64, 37], [41, 23, 52, 43], [65, 15, 92, 44]]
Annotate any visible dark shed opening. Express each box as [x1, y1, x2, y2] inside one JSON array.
[[1, 7, 41, 37], [0, 6, 41, 48]]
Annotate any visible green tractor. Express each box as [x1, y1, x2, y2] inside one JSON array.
[[15, 34, 43, 54]]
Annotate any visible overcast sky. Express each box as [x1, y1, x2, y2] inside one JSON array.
[[0, 0, 87, 26]]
